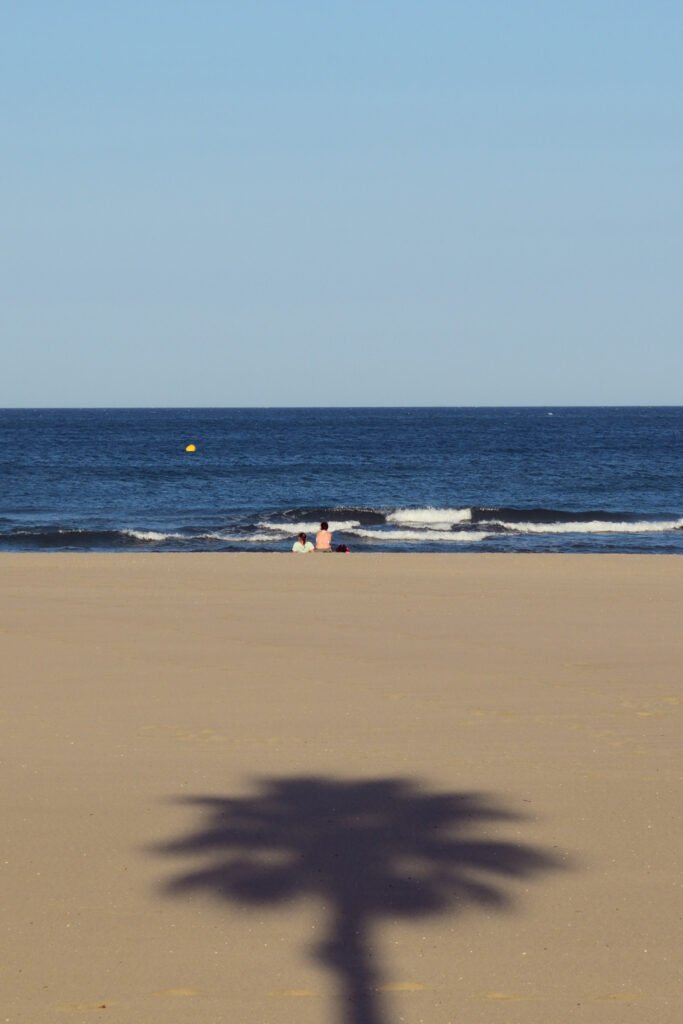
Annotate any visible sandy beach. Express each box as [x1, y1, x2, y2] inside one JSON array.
[[2, 553, 682, 1023]]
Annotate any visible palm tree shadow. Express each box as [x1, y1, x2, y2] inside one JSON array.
[[152, 777, 566, 1024]]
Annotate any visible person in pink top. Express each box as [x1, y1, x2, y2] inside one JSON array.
[[315, 521, 332, 551]]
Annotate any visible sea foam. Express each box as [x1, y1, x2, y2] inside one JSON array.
[[351, 527, 488, 543], [488, 517, 683, 535], [123, 529, 181, 542], [387, 507, 472, 527], [257, 520, 362, 536]]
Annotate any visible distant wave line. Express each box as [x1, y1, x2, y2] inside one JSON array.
[[257, 520, 362, 535], [350, 527, 489, 543], [485, 517, 683, 535]]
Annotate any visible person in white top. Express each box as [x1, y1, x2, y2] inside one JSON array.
[[292, 532, 315, 553]]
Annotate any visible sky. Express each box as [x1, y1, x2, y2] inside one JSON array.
[[2, 1, 682, 407]]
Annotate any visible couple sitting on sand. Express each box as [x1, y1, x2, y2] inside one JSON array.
[[292, 521, 349, 554]]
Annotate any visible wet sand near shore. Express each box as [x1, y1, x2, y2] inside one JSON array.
[[2, 553, 682, 1023]]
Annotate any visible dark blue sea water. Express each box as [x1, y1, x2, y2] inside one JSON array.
[[1, 408, 682, 554]]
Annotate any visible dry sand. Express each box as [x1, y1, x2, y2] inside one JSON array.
[[2, 553, 682, 1023]]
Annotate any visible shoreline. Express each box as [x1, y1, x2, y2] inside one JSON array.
[[2, 548, 682, 556]]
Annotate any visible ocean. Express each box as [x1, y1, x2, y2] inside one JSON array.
[[1, 407, 682, 554]]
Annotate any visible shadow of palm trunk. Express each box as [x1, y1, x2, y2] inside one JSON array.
[[321, 902, 382, 1024]]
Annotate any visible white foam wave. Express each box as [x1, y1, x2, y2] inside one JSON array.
[[124, 529, 182, 542], [387, 507, 472, 528], [490, 518, 683, 535], [351, 528, 488, 543], [206, 531, 287, 543], [257, 520, 361, 536]]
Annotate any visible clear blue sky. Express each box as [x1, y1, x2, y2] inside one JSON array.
[[2, 1, 681, 406]]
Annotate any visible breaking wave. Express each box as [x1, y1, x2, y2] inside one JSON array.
[[387, 507, 472, 527], [484, 517, 683, 535], [257, 519, 362, 536], [352, 527, 489, 543]]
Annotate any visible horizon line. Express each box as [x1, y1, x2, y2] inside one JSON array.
[[2, 403, 682, 412]]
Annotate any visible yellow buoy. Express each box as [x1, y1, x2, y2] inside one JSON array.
[[185, 443, 196, 453]]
